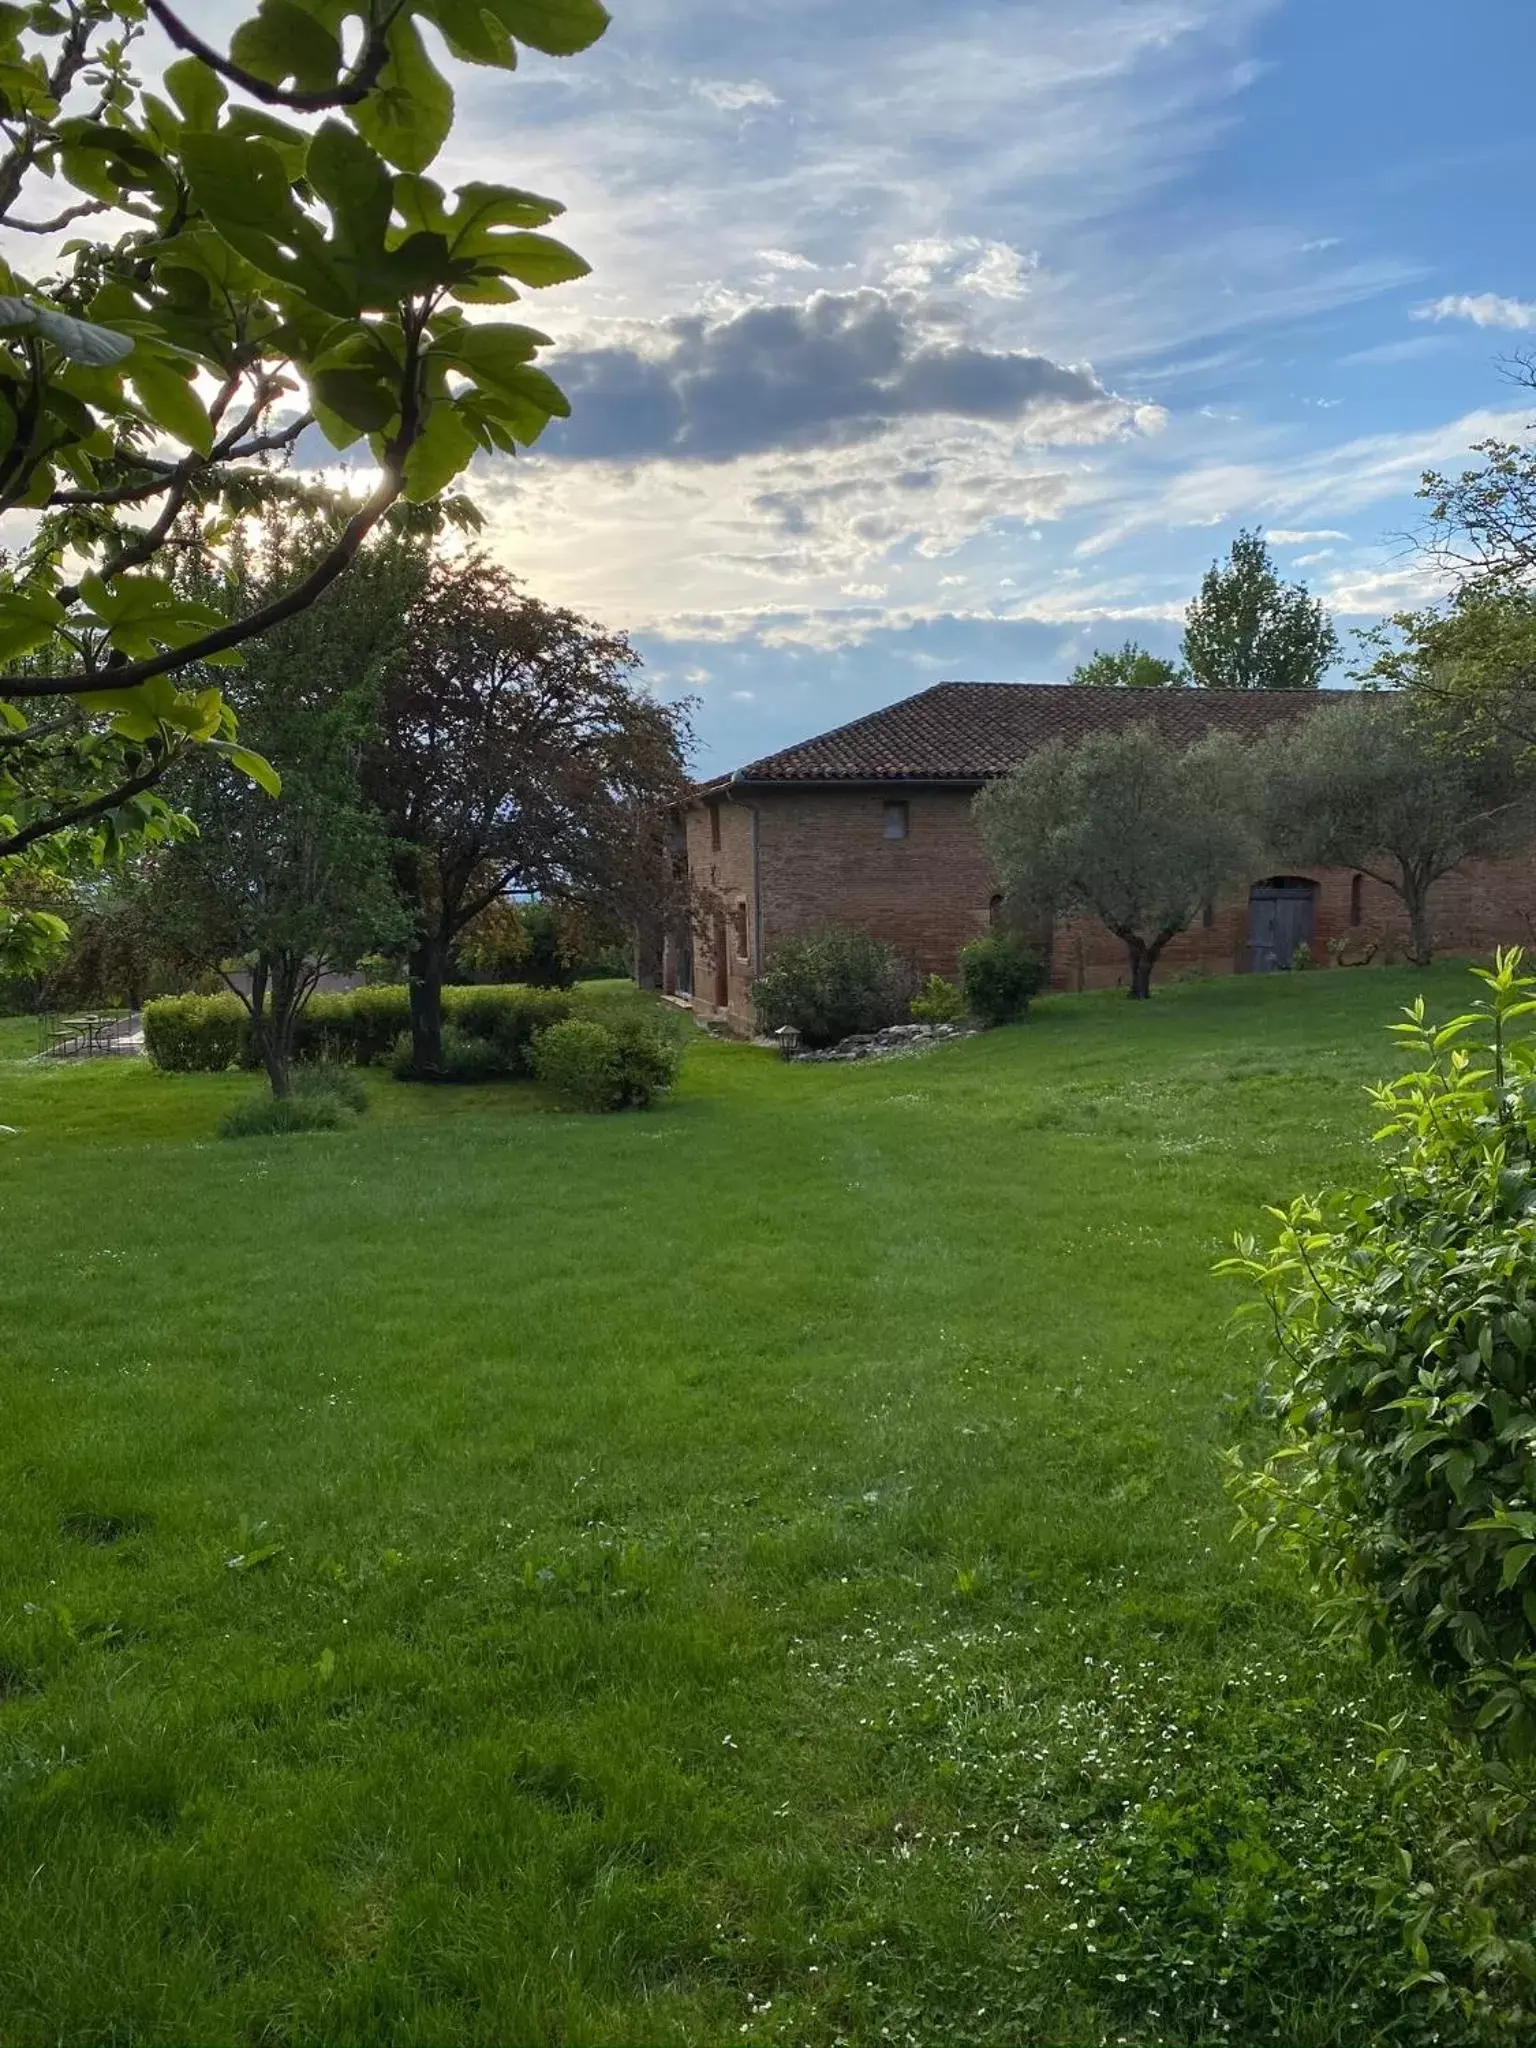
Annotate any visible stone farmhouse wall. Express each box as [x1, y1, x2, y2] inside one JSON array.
[[672, 785, 1536, 1031]]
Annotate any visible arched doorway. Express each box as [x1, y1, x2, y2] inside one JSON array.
[[1249, 876, 1317, 972]]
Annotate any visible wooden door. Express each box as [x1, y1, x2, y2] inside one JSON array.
[[1249, 878, 1317, 971], [712, 914, 729, 1008]]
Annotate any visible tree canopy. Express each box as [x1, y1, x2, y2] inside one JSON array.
[[363, 554, 691, 1071], [0, 0, 610, 970], [1260, 692, 1536, 966], [1182, 529, 1338, 692], [146, 512, 416, 1092], [1067, 640, 1185, 689], [974, 724, 1260, 999]]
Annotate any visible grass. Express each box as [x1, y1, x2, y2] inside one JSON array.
[[0, 967, 1530, 2046]]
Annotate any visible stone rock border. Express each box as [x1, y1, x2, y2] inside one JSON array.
[[756, 1020, 981, 1063]]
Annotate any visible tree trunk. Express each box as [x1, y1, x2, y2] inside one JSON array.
[[264, 955, 307, 1098], [408, 935, 446, 1074], [1125, 939, 1153, 1000], [246, 958, 271, 1083], [1403, 880, 1434, 967]]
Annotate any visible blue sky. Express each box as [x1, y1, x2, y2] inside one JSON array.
[[202, 2, 1536, 772]]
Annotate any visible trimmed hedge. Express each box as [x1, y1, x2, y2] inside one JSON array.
[[142, 993, 246, 1072], [143, 984, 578, 1075]]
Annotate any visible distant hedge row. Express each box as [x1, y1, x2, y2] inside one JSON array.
[[142, 984, 576, 1075]]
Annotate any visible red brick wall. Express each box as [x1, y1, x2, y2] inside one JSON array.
[[684, 786, 1536, 1026]]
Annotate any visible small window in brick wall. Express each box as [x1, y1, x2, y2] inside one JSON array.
[[1202, 901, 1215, 929], [733, 901, 749, 959], [1350, 873, 1363, 926], [708, 801, 722, 852], [883, 800, 910, 840]]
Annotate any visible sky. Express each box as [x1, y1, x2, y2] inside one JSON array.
[[72, 1, 1536, 772]]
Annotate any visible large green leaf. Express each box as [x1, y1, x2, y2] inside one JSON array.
[[131, 355, 215, 455], [229, 0, 343, 94], [400, 399, 479, 500], [0, 584, 64, 663], [0, 295, 134, 366], [163, 56, 226, 130], [311, 366, 398, 433], [488, 0, 610, 58], [476, 231, 589, 288], [420, 0, 516, 66], [307, 120, 393, 262], [353, 15, 453, 173]]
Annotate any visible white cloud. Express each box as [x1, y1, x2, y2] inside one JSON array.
[[1416, 293, 1536, 331], [1268, 528, 1348, 544], [691, 78, 781, 112]]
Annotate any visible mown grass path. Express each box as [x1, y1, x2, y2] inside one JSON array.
[[0, 971, 1522, 2046]]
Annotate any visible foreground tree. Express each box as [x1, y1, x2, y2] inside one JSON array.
[[149, 518, 415, 1093], [975, 724, 1260, 999], [365, 557, 691, 1071], [0, 0, 608, 964], [1068, 641, 1185, 689], [1355, 580, 1536, 752], [1182, 530, 1338, 691], [1259, 693, 1536, 966]]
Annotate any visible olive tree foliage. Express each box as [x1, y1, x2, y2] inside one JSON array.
[[975, 724, 1261, 1000], [1067, 639, 1185, 689], [0, 0, 609, 968], [1182, 529, 1338, 692], [1259, 693, 1536, 967]]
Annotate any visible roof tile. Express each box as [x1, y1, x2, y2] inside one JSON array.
[[730, 680, 1325, 784]]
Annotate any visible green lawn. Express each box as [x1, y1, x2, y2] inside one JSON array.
[[0, 969, 1527, 2047]]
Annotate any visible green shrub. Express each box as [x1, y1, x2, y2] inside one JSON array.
[[958, 934, 1045, 1026], [290, 1063, 369, 1114], [388, 1025, 508, 1084], [909, 973, 966, 1025], [218, 1091, 347, 1140], [751, 928, 915, 1049], [148, 984, 575, 1076], [604, 1014, 681, 1107], [448, 984, 572, 1074], [143, 993, 246, 1072], [1224, 951, 1536, 1753], [530, 1016, 677, 1111], [530, 1018, 621, 1109]]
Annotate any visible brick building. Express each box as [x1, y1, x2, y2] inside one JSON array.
[[665, 681, 1536, 1033]]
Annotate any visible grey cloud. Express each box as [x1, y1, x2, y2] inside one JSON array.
[[541, 290, 1129, 462]]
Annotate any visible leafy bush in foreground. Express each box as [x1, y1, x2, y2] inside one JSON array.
[[532, 1017, 679, 1111], [909, 973, 967, 1025], [751, 928, 915, 1048], [1224, 951, 1536, 1752], [958, 934, 1045, 1026]]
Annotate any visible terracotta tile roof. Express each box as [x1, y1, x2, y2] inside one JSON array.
[[725, 681, 1327, 786]]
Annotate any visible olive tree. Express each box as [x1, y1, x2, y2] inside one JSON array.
[[975, 724, 1261, 999], [0, 0, 610, 969], [1259, 694, 1536, 966]]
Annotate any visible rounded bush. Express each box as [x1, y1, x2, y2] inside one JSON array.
[[531, 1018, 622, 1110], [909, 973, 966, 1025], [751, 928, 916, 1049], [958, 935, 1045, 1027], [531, 1016, 679, 1111]]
